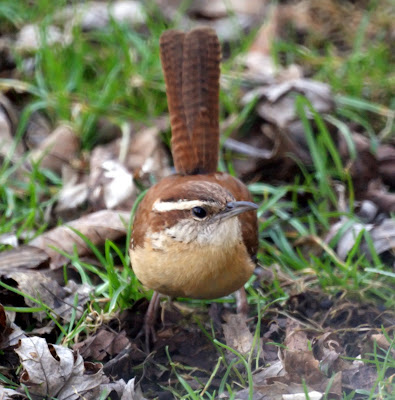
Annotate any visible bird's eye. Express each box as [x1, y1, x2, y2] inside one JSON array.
[[192, 206, 207, 219]]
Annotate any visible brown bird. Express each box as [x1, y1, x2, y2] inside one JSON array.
[[130, 27, 259, 348]]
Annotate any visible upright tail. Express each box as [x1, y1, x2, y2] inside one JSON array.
[[159, 27, 221, 175]]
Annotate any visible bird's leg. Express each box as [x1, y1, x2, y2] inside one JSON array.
[[144, 291, 161, 352], [235, 287, 248, 316]]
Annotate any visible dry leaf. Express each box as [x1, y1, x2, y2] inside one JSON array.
[[283, 393, 323, 400], [15, 24, 69, 53], [74, 329, 130, 361], [244, 5, 280, 80], [188, 0, 267, 19], [0, 246, 50, 271], [0, 386, 25, 399], [29, 210, 130, 268], [1, 270, 91, 322], [55, 167, 89, 218], [125, 126, 171, 180], [377, 144, 395, 189], [30, 125, 80, 174], [366, 181, 395, 214], [0, 97, 24, 163], [342, 364, 378, 392], [338, 132, 379, 197], [327, 217, 395, 262], [370, 333, 395, 357], [312, 332, 343, 375], [100, 377, 146, 400], [57, 1, 146, 32], [0, 232, 18, 247], [89, 144, 135, 210], [283, 320, 324, 385], [245, 79, 333, 129], [0, 304, 26, 348], [222, 312, 254, 355], [14, 336, 105, 400], [24, 112, 52, 150]]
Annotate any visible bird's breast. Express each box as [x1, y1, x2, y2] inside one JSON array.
[[130, 236, 255, 299]]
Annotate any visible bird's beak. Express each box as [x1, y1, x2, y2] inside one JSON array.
[[214, 201, 258, 222]]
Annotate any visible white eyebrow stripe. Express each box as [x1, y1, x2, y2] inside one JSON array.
[[153, 199, 210, 212]]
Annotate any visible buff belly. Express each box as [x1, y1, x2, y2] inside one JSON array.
[[130, 240, 254, 299]]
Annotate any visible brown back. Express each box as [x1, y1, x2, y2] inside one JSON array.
[[159, 27, 221, 175]]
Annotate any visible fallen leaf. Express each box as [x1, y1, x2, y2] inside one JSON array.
[[89, 147, 135, 210], [377, 144, 395, 189], [327, 217, 395, 262], [1, 270, 92, 322], [0, 96, 24, 163], [283, 319, 325, 385], [243, 79, 333, 129], [14, 336, 105, 400], [338, 132, 379, 198], [312, 331, 343, 376], [74, 328, 130, 361], [0, 246, 50, 271], [222, 312, 254, 355], [342, 364, 378, 392], [0, 233, 18, 247], [0, 304, 26, 348], [57, 1, 146, 32], [366, 181, 395, 214], [15, 24, 69, 53], [55, 167, 89, 218], [24, 111, 52, 150], [244, 4, 280, 80], [30, 124, 80, 175], [101, 377, 146, 400], [0, 386, 25, 399], [29, 210, 130, 268], [282, 392, 323, 400]]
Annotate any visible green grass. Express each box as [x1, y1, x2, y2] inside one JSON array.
[[0, 1, 394, 399]]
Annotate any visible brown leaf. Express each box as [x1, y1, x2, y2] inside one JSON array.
[[0, 95, 24, 163], [101, 377, 146, 400], [235, 381, 323, 400], [365, 180, 395, 213], [342, 364, 378, 392], [125, 126, 171, 181], [283, 320, 324, 385], [14, 336, 105, 400], [377, 144, 395, 189], [56, 1, 146, 32], [0, 304, 26, 348], [244, 5, 280, 79], [1, 270, 91, 322], [0, 246, 50, 271], [370, 333, 395, 357], [29, 210, 130, 268], [74, 329, 130, 361], [24, 112, 52, 150], [222, 312, 254, 355], [327, 217, 395, 262], [188, 0, 267, 19], [312, 332, 344, 375], [55, 166, 89, 218], [338, 133, 379, 197], [89, 144, 135, 210], [15, 24, 69, 53], [361, 219, 395, 256], [0, 386, 25, 399], [30, 125, 80, 174], [244, 79, 333, 129]]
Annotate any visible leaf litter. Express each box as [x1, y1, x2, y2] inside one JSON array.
[[0, 0, 394, 398]]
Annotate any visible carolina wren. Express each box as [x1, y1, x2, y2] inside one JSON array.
[[130, 27, 258, 345]]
